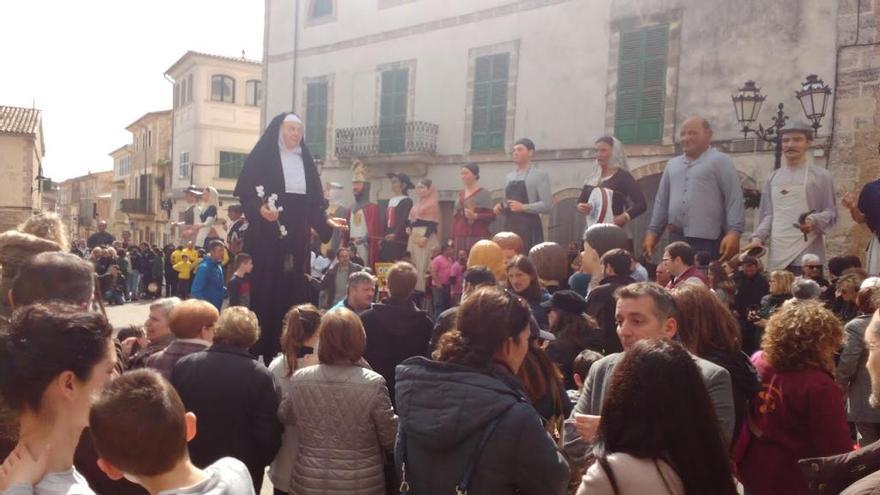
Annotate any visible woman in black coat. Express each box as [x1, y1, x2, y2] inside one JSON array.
[[171, 307, 282, 493], [233, 113, 345, 362]]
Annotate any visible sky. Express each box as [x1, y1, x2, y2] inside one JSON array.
[[1, 1, 264, 181]]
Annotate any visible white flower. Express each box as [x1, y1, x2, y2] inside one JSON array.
[[276, 206, 284, 212], [256, 185, 265, 198], [279, 225, 288, 237]]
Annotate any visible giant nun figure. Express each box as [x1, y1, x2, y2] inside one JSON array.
[[234, 113, 344, 362]]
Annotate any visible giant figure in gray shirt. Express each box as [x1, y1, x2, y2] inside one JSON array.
[[562, 282, 734, 465], [493, 138, 552, 252], [643, 117, 745, 261], [744, 122, 837, 273]]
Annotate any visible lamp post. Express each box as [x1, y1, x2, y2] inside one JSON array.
[[731, 75, 832, 169]]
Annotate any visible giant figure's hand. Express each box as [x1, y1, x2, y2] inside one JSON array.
[[642, 231, 659, 258], [718, 231, 741, 262]]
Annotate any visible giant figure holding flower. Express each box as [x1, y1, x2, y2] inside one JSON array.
[[234, 113, 345, 362]]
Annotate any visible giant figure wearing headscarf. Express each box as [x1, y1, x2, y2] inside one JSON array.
[[234, 113, 344, 362]]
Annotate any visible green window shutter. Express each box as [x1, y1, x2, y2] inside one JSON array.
[[614, 25, 668, 144], [305, 81, 329, 159], [219, 151, 248, 179], [471, 52, 509, 151], [379, 68, 409, 153]]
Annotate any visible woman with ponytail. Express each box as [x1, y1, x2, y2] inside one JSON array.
[[394, 286, 569, 494], [267, 304, 321, 495]]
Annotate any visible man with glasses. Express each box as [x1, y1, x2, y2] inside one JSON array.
[[662, 241, 708, 289], [745, 121, 838, 275], [801, 253, 832, 299]]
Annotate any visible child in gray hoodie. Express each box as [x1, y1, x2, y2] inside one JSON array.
[[87, 369, 255, 495]]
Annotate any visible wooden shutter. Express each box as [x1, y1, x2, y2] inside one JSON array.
[[614, 25, 668, 144], [306, 81, 329, 158], [471, 52, 510, 151], [379, 68, 408, 153]]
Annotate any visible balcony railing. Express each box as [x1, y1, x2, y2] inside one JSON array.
[[335, 121, 438, 158], [120, 198, 150, 215]]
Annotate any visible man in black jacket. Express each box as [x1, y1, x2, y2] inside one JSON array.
[[585, 248, 635, 354], [733, 256, 769, 354], [319, 246, 364, 309], [361, 261, 433, 405]]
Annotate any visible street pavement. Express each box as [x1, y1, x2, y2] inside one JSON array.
[[104, 299, 274, 495]]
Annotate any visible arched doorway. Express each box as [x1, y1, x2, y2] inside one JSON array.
[[548, 188, 585, 247]]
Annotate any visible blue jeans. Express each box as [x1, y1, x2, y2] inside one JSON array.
[[127, 270, 141, 299], [432, 285, 450, 319]]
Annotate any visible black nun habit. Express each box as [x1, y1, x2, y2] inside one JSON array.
[[234, 112, 332, 362]]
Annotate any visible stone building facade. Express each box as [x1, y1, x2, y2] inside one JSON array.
[[107, 110, 173, 245], [58, 171, 113, 241], [263, 0, 873, 263], [0, 106, 45, 232]]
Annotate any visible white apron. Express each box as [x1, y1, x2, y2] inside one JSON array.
[[867, 235, 880, 275], [768, 165, 818, 271], [582, 186, 615, 239], [349, 208, 370, 262]]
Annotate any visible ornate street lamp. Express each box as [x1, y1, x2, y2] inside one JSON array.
[[796, 74, 832, 135], [731, 75, 832, 169]]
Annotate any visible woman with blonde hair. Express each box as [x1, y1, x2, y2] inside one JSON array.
[[279, 308, 397, 494], [736, 301, 851, 494], [195, 186, 222, 249], [751, 270, 795, 331], [467, 239, 506, 283], [0, 212, 69, 317], [268, 304, 322, 495]]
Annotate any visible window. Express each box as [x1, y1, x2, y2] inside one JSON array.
[[148, 129, 152, 148], [471, 53, 510, 151], [179, 151, 190, 179], [219, 151, 248, 179], [211, 75, 235, 103], [180, 78, 188, 106], [379, 68, 408, 153], [310, 0, 333, 18], [186, 74, 193, 103], [614, 25, 668, 144], [246, 80, 262, 106], [306, 81, 328, 158]]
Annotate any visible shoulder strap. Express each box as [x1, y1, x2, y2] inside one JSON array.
[[456, 415, 505, 495]]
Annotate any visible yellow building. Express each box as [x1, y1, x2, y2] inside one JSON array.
[[57, 171, 113, 241], [0, 106, 45, 232], [164, 51, 262, 242]]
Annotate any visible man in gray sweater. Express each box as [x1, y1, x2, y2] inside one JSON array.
[[562, 282, 735, 465]]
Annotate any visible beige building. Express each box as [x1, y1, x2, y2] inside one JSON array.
[[108, 110, 173, 245], [165, 51, 263, 241], [262, 0, 873, 262], [0, 106, 45, 232], [58, 171, 114, 241]]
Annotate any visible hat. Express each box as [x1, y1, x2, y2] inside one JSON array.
[[463, 162, 480, 179], [351, 160, 369, 183], [862, 277, 880, 290], [184, 185, 203, 195], [540, 290, 588, 315], [739, 245, 766, 260], [529, 318, 556, 342], [778, 121, 814, 140], [387, 172, 415, 190]]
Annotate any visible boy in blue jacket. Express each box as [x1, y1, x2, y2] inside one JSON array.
[[191, 240, 227, 311]]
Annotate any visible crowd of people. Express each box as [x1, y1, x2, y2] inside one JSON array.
[[1, 110, 880, 495]]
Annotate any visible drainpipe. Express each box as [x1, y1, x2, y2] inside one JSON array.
[[291, 0, 300, 113]]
